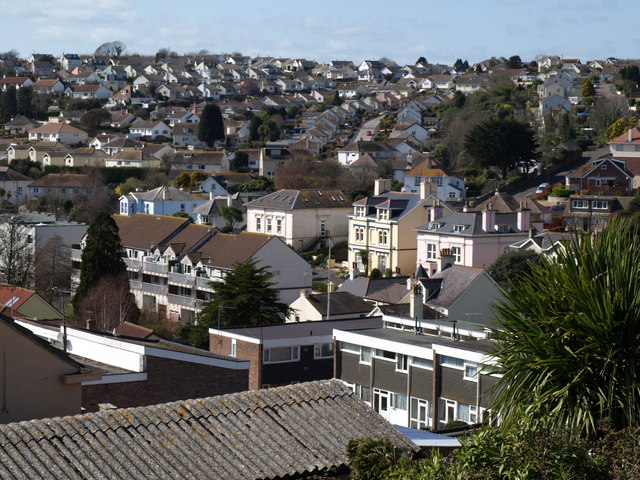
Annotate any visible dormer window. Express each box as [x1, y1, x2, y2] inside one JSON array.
[[495, 224, 511, 233], [378, 209, 389, 220], [355, 206, 365, 217], [426, 222, 442, 231], [452, 224, 468, 233]]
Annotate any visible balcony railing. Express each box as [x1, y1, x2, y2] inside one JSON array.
[[71, 249, 82, 262], [168, 272, 196, 287], [141, 283, 167, 295], [129, 279, 142, 290], [142, 261, 169, 275], [196, 276, 218, 290], [168, 293, 197, 308], [125, 258, 142, 270]]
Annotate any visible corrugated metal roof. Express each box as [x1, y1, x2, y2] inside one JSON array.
[[0, 380, 415, 479]]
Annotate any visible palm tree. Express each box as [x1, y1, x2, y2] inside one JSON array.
[[492, 218, 640, 436]]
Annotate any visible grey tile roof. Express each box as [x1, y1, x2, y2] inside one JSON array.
[[415, 211, 527, 235], [245, 189, 351, 210], [428, 266, 486, 309], [0, 380, 414, 479]]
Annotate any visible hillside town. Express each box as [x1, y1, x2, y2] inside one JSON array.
[[1, 45, 640, 477]]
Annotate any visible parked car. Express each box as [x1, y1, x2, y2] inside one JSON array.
[[535, 183, 550, 194]]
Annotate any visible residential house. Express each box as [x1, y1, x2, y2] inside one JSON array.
[[3, 115, 40, 135], [337, 141, 398, 166], [128, 119, 171, 140], [28, 123, 88, 145], [244, 189, 352, 251], [17, 318, 249, 413], [565, 157, 633, 194], [347, 179, 434, 276], [0, 284, 62, 320], [0, 166, 32, 204], [0, 380, 414, 478], [509, 230, 571, 259], [403, 158, 466, 201], [28, 173, 96, 198], [259, 144, 313, 178], [607, 128, 640, 188], [104, 149, 163, 169], [0, 76, 34, 91], [64, 84, 113, 99], [562, 194, 633, 232], [334, 312, 499, 430], [337, 275, 413, 306], [170, 150, 230, 174], [118, 185, 211, 217], [72, 215, 312, 321], [414, 206, 541, 273], [173, 122, 206, 148], [32, 78, 65, 95], [210, 317, 381, 390], [0, 315, 85, 423], [473, 190, 552, 224], [539, 94, 572, 117], [287, 290, 377, 323], [191, 194, 246, 228]]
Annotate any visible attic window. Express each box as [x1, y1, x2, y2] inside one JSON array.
[[452, 224, 468, 233], [495, 224, 511, 233], [601, 165, 607, 170], [426, 222, 442, 230]]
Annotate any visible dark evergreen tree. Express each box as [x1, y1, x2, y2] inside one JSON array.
[[2, 85, 17, 121], [197, 103, 225, 147], [464, 117, 538, 177], [73, 211, 127, 310], [16, 86, 33, 117], [507, 55, 522, 69], [190, 258, 291, 348]]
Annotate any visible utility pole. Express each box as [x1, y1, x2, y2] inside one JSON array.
[[326, 232, 332, 320]]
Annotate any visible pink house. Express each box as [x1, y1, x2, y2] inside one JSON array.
[[415, 206, 543, 274]]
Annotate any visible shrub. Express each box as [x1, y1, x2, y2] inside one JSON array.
[[551, 186, 575, 197], [370, 268, 381, 278]]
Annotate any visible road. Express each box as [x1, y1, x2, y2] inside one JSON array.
[[513, 146, 609, 201], [352, 114, 385, 142]]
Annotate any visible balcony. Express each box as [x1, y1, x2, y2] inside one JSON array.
[[125, 257, 142, 270], [196, 276, 217, 290], [142, 261, 169, 275], [129, 279, 142, 290], [169, 272, 196, 287], [168, 293, 197, 308], [71, 248, 82, 262], [141, 283, 167, 295]]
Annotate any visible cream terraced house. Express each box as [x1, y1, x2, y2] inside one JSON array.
[[347, 179, 450, 276]]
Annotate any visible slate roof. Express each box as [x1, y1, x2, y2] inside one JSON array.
[[352, 192, 425, 222], [0, 166, 30, 182], [415, 211, 528, 235], [428, 266, 487, 309], [337, 276, 410, 304], [245, 189, 351, 210], [0, 380, 414, 479], [473, 191, 549, 217], [301, 291, 375, 316]]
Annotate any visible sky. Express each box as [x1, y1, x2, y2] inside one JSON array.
[[3, 0, 639, 66]]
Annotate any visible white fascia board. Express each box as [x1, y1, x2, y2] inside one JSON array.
[[334, 329, 433, 358], [208, 329, 261, 344], [82, 372, 148, 386], [264, 334, 333, 349], [144, 346, 250, 370], [432, 343, 495, 365]]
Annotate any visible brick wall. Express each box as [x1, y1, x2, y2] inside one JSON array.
[[82, 355, 248, 412], [210, 334, 262, 390]]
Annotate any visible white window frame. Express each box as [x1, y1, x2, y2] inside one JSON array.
[[378, 229, 388, 245], [426, 243, 437, 261], [464, 361, 479, 381], [314, 342, 333, 359], [266, 216, 272, 233], [230, 339, 237, 357], [572, 200, 589, 209], [340, 342, 360, 354], [378, 209, 389, 220], [255, 215, 262, 231], [592, 200, 608, 209], [276, 217, 283, 234], [410, 397, 431, 429], [396, 353, 408, 372], [451, 246, 462, 264], [355, 206, 365, 217], [392, 393, 408, 411], [263, 346, 300, 364], [440, 355, 464, 369], [411, 356, 433, 369], [360, 346, 373, 364]]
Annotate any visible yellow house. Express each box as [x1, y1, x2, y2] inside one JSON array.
[[347, 179, 447, 276]]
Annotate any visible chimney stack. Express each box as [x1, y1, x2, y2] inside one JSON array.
[[437, 248, 455, 272], [482, 204, 495, 232], [517, 201, 530, 232], [409, 284, 424, 320], [429, 200, 443, 222], [374, 178, 391, 196], [629, 128, 633, 142]]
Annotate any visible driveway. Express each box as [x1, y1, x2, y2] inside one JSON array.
[[352, 114, 385, 142]]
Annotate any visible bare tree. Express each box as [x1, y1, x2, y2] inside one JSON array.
[[34, 235, 71, 303], [77, 274, 139, 331], [94, 41, 126, 58], [0, 219, 33, 287]]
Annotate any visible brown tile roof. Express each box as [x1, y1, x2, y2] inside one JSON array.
[[0, 283, 37, 310], [113, 214, 190, 250], [113, 321, 154, 339], [29, 122, 86, 135], [197, 232, 272, 269], [610, 126, 640, 144], [161, 223, 215, 256]]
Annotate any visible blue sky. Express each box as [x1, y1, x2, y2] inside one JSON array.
[[4, 0, 638, 65]]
